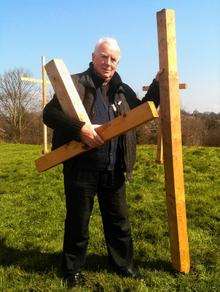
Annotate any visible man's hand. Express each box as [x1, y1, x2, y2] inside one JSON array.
[[80, 123, 104, 148]]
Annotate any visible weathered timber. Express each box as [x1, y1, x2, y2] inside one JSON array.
[[157, 9, 190, 273], [35, 101, 158, 172], [45, 59, 91, 124]]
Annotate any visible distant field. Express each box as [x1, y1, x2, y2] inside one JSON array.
[[0, 143, 219, 291]]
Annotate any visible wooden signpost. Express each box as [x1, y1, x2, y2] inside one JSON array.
[[157, 9, 190, 272]]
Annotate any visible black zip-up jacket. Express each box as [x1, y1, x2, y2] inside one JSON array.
[[43, 64, 160, 178]]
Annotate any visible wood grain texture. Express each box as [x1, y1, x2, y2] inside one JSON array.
[[45, 59, 91, 124], [157, 9, 190, 273]]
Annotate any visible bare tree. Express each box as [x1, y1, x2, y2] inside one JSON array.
[[0, 68, 39, 142]]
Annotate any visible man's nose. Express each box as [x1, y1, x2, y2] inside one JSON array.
[[105, 57, 111, 65]]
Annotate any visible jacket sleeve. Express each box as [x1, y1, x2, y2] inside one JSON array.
[[142, 79, 160, 108], [122, 79, 160, 110], [43, 94, 85, 140], [122, 83, 142, 109]]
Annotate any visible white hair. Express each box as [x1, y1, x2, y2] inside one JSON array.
[[94, 37, 121, 57]]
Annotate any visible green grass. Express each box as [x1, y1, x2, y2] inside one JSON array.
[[0, 143, 219, 291]]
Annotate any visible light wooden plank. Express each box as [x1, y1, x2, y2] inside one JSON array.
[[157, 9, 190, 273], [35, 101, 158, 172], [45, 59, 91, 124]]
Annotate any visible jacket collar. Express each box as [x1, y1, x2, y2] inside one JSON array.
[[78, 62, 125, 93]]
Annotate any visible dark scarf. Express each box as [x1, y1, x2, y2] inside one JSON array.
[[88, 62, 123, 103]]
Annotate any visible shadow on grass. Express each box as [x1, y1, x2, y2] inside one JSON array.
[[134, 258, 175, 274], [0, 237, 61, 275], [0, 237, 108, 276], [0, 237, 174, 277]]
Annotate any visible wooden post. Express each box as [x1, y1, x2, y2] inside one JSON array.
[[157, 9, 190, 273], [21, 57, 50, 154], [41, 56, 48, 154]]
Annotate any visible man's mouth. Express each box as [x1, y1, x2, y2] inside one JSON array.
[[102, 68, 111, 73]]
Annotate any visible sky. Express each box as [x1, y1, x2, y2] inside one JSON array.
[[1, 0, 220, 113]]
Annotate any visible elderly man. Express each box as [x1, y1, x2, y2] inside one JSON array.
[[43, 37, 159, 287]]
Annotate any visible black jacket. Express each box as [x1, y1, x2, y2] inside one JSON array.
[[43, 64, 159, 178]]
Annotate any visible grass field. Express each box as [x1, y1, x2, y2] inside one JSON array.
[[0, 143, 219, 291]]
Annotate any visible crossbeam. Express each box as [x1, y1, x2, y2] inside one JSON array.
[[21, 76, 50, 85], [35, 101, 158, 172], [143, 83, 187, 92]]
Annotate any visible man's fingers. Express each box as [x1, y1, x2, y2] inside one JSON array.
[[93, 125, 104, 145], [80, 123, 104, 148], [94, 132, 104, 145]]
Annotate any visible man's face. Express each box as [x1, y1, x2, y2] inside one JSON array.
[[92, 42, 120, 81]]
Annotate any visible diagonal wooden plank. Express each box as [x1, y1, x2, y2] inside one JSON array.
[[35, 101, 158, 172], [45, 59, 91, 124]]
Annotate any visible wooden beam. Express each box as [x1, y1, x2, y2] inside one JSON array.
[[157, 9, 190, 273], [35, 101, 158, 172], [143, 83, 187, 92], [41, 56, 48, 154], [21, 76, 50, 85], [45, 59, 91, 124]]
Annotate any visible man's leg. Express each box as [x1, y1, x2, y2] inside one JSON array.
[[62, 167, 97, 277], [97, 171, 134, 273]]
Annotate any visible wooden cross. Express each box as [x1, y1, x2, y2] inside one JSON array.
[[156, 9, 190, 272], [35, 59, 158, 172], [36, 8, 191, 273], [21, 56, 50, 154]]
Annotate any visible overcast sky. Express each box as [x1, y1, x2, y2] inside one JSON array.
[[1, 0, 220, 113]]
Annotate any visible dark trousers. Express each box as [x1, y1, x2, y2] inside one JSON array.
[[61, 166, 133, 276]]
